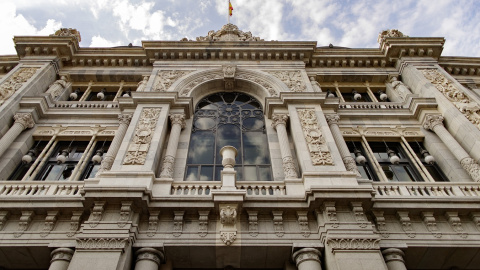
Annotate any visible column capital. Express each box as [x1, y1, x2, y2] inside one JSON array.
[[118, 113, 133, 126], [382, 248, 405, 264], [292, 248, 321, 267], [169, 113, 186, 129], [325, 114, 340, 126], [423, 114, 444, 131], [135, 248, 165, 266], [50, 248, 74, 264], [271, 114, 288, 129], [13, 112, 35, 129]]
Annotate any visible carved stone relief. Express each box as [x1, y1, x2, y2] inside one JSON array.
[[67, 211, 83, 237], [89, 201, 105, 228], [297, 109, 333, 165], [377, 29, 408, 43], [351, 202, 369, 228], [223, 65, 236, 90], [272, 211, 284, 237], [194, 23, 263, 42], [173, 211, 184, 237], [421, 212, 441, 238], [153, 71, 192, 92], [123, 108, 161, 165], [422, 69, 480, 131], [247, 211, 259, 237], [220, 205, 238, 245], [397, 211, 415, 238], [14, 211, 34, 238], [136, 76, 149, 92], [296, 211, 310, 237], [76, 238, 130, 250], [46, 76, 68, 99], [147, 210, 160, 237], [235, 73, 278, 96], [323, 202, 339, 228], [0, 211, 9, 231], [372, 210, 389, 238], [446, 212, 467, 238], [51, 28, 81, 41], [0, 67, 38, 105], [118, 201, 132, 228], [180, 73, 223, 96], [389, 76, 412, 101], [268, 71, 306, 92], [198, 211, 209, 237], [326, 238, 380, 252], [40, 211, 58, 237]]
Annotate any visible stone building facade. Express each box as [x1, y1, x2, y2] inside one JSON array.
[[0, 25, 480, 269]]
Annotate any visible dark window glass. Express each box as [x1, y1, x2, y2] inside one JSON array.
[[346, 141, 377, 181], [408, 142, 449, 182], [8, 141, 47, 180], [185, 92, 272, 181], [341, 90, 372, 102], [86, 91, 116, 101]]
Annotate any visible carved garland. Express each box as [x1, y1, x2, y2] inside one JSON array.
[[153, 71, 192, 92], [297, 109, 333, 165], [268, 71, 306, 92], [422, 69, 480, 131], [0, 67, 39, 105], [123, 108, 162, 165]]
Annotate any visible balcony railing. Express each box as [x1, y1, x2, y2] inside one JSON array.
[[0, 181, 83, 197], [373, 182, 480, 197], [339, 103, 403, 110], [53, 101, 119, 109], [170, 181, 286, 196]]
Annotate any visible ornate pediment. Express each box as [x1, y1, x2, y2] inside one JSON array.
[[194, 23, 263, 42], [377, 29, 408, 43], [51, 28, 82, 42]]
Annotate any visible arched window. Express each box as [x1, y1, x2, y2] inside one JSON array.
[[185, 92, 272, 181]]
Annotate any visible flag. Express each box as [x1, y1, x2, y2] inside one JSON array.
[[229, 1, 233, 16]]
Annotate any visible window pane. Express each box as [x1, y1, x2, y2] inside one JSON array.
[[244, 166, 258, 181], [391, 165, 417, 182], [200, 166, 214, 181], [216, 124, 241, 164], [258, 166, 272, 181], [382, 165, 395, 181], [43, 164, 63, 181], [185, 166, 199, 181], [243, 132, 269, 165], [357, 166, 371, 180], [187, 131, 215, 164]]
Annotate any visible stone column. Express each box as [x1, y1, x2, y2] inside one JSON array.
[[160, 114, 186, 178], [382, 248, 407, 270], [134, 248, 165, 270], [389, 76, 412, 102], [97, 113, 132, 173], [0, 113, 35, 158], [325, 114, 361, 177], [292, 248, 322, 270], [48, 248, 74, 270], [423, 114, 480, 181], [272, 114, 298, 178]]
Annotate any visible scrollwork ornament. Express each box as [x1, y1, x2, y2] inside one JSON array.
[[0, 68, 39, 105], [297, 109, 333, 165], [76, 238, 129, 250], [220, 206, 237, 225], [170, 113, 186, 129], [326, 238, 380, 252], [153, 70, 192, 92]]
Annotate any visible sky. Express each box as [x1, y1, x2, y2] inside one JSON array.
[[1, 0, 479, 57]]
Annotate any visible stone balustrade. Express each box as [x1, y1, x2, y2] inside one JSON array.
[[339, 103, 403, 109], [374, 182, 480, 197], [169, 181, 286, 196], [0, 181, 83, 196], [53, 101, 119, 109]]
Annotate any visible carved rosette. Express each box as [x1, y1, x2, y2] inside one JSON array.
[[153, 70, 192, 92], [14, 113, 35, 129], [123, 108, 161, 165], [76, 238, 130, 250], [422, 114, 444, 131], [297, 109, 333, 165], [460, 158, 480, 182], [326, 238, 380, 252], [292, 248, 321, 267], [269, 71, 306, 92], [422, 69, 480, 131], [50, 248, 74, 264], [135, 248, 165, 266], [0, 67, 39, 105]]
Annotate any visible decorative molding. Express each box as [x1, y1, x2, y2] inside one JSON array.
[[220, 206, 237, 225], [50, 248, 74, 263], [76, 238, 130, 250], [272, 211, 284, 237], [236, 73, 278, 97], [67, 211, 83, 237], [89, 201, 105, 228], [180, 73, 223, 96], [147, 210, 161, 237], [14, 211, 34, 238], [397, 211, 415, 238], [292, 248, 321, 267], [195, 23, 263, 42], [469, 212, 480, 231], [136, 76, 149, 92], [220, 205, 238, 245], [445, 212, 467, 238], [220, 231, 237, 246], [271, 114, 288, 129], [135, 248, 164, 266], [123, 108, 162, 165], [169, 113, 186, 129], [422, 69, 480, 131], [421, 212, 442, 238], [296, 211, 310, 238], [247, 210, 258, 237], [268, 71, 306, 92], [0, 211, 9, 231], [118, 201, 133, 228], [378, 29, 408, 43], [223, 65, 236, 90], [153, 70, 191, 92], [46, 76, 67, 99], [51, 28, 81, 41], [372, 210, 389, 238], [198, 210, 209, 237], [323, 202, 339, 228], [40, 211, 58, 237], [351, 202, 369, 228], [173, 211, 184, 237], [118, 113, 133, 126], [0, 67, 39, 105], [297, 109, 333, 165], [460, 157, 480, 182], [326, 238, 380, 253], [14, 113, 35, 129], [422, 114, 444, 131], [325, 114, 340, 126]]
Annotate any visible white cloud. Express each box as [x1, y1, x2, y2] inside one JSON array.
[[90, 35, 122, 47]]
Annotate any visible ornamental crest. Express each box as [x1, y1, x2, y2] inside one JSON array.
[[51, 28, 81, 41], [297, 109, 333, 165], [377, 29, 408, 43], [194, 23, 263, 42], [0, 68, 38, 105], [268, 71, 306, 92], [153, 70, 192, 92]]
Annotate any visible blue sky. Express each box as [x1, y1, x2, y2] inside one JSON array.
[[1, 0, 479, 57]]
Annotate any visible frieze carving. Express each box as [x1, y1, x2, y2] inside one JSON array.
[[378, 29, 408, 43], [136, 76, 149, 92], [422, 212, 441, 238], [89, 201, 105, 228], [14, 211, 34, 238], [46, 76, 68, 99], [76, 238, 129, 250], [153, 71, 192, 92], [351, 202, 369, 228], [51, 28, 81, 41], [397, 211, 415, 238], [123, 108, 161, 165], [14, 113, 35, 129], [235, 73, 278, 97], [269, 71, 306, 92], [180, 73, 223, 96], [0, 211, 9, 231], [247, 211, 259, 237], [326, 238, 380, 252], [297, 211, 310, 238], [118, 201, 132, 228], [323, 202, 339, 228], [195, 23, 263, 42], [389, 76, 412, 101], [40, 211, 58, 237], [297, 109, 333, 165], [198, 211, 209, 237], [446, 212, 467, 238], [173, 211, 184, 237], [272, 211, 284, 237], [422, 69, 480, 131], [67, 211, 83, 237], [372, 211, 389, 238], [0, 67, 38, 105], [147, 210, 160, 237]]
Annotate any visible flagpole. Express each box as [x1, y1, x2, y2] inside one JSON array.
[[228, 0, 230, 24]]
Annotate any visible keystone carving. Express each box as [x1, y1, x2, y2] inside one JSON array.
[[14, 211, 34, 238], [298, 109, 333, 165], [223, 65, 236, 90], [0, 67, 38, 105]]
